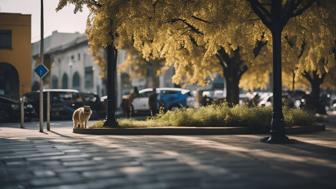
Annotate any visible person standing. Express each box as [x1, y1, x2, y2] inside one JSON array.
[[148, 88, 158, 116], [122, 87, 139, 118]]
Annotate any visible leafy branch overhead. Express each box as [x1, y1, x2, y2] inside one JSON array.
[[57, 0, 336, 93]]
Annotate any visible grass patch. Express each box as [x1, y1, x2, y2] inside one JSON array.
[[90, 103, 316, 130]]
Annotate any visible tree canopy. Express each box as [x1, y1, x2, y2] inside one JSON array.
[[57, 0, 336, 92]]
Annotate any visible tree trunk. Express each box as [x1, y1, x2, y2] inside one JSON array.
[[303, 72, 326, 114], [310, 80, 321, 103], [224, 72, 240, 107], [270, 26, 286, 138], [217, 47, 246, 107]]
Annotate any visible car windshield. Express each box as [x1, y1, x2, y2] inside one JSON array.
[[160, 90, 180, 95], [81, 94, 97, 102], [51, 92, 82, 103]]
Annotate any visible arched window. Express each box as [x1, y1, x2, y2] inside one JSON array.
[[62, 73, 68, 89], [72, 72, 80, 90], [51, 76, 58, 89], [0, 63, 19, 99]]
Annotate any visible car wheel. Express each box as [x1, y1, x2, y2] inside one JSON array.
[[169, 104, 182, 111]]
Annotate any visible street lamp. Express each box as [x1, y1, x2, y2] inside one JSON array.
[[103, 44, 118, 127], [39, 0, 44, 133]]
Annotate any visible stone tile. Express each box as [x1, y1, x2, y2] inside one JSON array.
[[1, 117, 336, 189], [33, 170, 56, 177]]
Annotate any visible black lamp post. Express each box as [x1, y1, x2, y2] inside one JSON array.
[[103, 44, 118, 127], [260, 2, 290, 144]]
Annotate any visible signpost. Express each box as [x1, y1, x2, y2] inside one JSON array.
[[34, 64, 49, 133], [34, 64, 49, 79], [36, 0, 45, 133]]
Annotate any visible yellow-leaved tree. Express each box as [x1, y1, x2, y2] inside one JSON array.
[[57, 0, 334, 111], [119, 47, 164, 88], [281, 2, 336, 113], [57, 0, 273, 106]]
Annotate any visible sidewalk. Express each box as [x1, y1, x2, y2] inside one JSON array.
[[0, 114, 335, 189]]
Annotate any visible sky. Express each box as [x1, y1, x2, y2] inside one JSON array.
[[0, 0, 89, 42]]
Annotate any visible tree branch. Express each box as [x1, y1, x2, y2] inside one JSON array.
[[253, 33, 267, 57], [302, 70, 313, 83], [249, 0, 272, 29], [166, 18, 204, 35], [216, 47, 230, 69], [239, 64, 248, 78], [191, 15, 212, 24], [85, 0, 102, 8], [291, 0, 316, 17], [218, 47, 231, 65], [298, 39, 306, 58]]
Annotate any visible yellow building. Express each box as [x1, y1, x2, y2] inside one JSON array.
[[0, 13, 31, 99]]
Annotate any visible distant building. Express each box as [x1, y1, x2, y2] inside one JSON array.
[[33, 33, 127, 106], [32, 32, 177, 107], [46, 34, 106, 96], [31, 30, 82, 90], [0, 13, 32, 99]]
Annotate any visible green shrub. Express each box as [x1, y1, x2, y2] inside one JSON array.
[[283, 108, 316, 127], [90, 103, 315, 129]]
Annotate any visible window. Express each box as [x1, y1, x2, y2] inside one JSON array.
[[85, 66, 93, 88], [0, 30, 12, 49], [62, 73, 68, 89], [139, 91, 152, 98], [72, 72, 80, 90], [51, 76, 58, 89], [161, 90, 180, 95], [77, 53, 81, 61]]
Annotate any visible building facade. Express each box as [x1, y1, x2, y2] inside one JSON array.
[[33, 32, 176, 107], [48, 35, 106, 97], [31, 31, 82, 90], [0, 13, 31, 99]]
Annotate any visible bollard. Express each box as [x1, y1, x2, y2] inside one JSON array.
[[39, 79, 44, 133], [47, 91, 50, 131], [20, 97, 24, 129]]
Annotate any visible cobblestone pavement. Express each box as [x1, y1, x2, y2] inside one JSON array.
[[0, 114, 336, 189]]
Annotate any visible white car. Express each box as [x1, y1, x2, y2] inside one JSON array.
[[132, 88, 192, 113], [258, 94, 273, 107]]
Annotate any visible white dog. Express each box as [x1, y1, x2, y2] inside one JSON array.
[[72, 106, 92, 129]]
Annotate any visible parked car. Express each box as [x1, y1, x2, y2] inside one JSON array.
[[258, 93, 295, 108], [79, 92, 105, 119], [132, 88, 192, 114], [331, 99, 336, 111], [23, 89, 85, 120], [0, 96, 35, 123]]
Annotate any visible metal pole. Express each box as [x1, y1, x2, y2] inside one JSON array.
[[261, 2, 289, 144], [39, 79, 44, 132], [20, 97, 24, 129], [39, 0, 44, 133], [103, 44, 118, 127], [47, 91, 50, 131]]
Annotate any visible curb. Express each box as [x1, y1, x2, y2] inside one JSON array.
[[73, 124, 325, 135], [286, 124, 326, 134]]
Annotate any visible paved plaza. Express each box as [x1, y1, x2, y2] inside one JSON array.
[[0, 114, 336, 189]]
